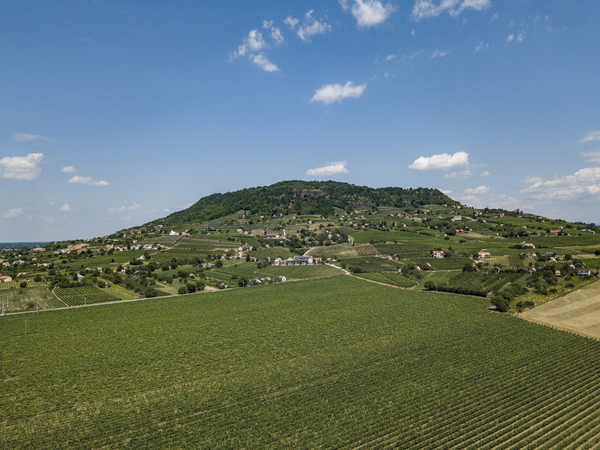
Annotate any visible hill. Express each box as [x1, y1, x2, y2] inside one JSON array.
[[145, 180, 459, 226]]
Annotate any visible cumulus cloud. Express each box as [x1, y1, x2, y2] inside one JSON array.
[[464, 185, 490, 195], [230, 29, 267, 60], [310, 81, 366, 104], [412, 0, 491, 20], [13, 133, 56, 143], [59, 204, 74, 211], [107, 203, 142, 214], [340, 0, 395, 27], [285, 10, 331, 41], [0, 153, 43, 180], [306, 161, 349, 177], [579, 131, 600, 143], [251, 53, 279, 72], [409, 151, 470, 171], [68, 175, 109, 186], [262, 20, 284, 45], [507, 31, 525, 43], [521, 167, 600, 202], [61, 166, 77, 173], [3, 207, 24, 219]]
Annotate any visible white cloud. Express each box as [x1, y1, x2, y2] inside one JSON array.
[[306, 161, 349, 177], [230, 29, 267, 60], [384, 55, 396, 62], [412, 0, 491, 20], [579, 131, 600, 143], [68, 175, 109, 186], [409, 151, 470, 171], [61, 166, 76, 173], [480, 170, 491, 177], [521, 167, 600, 202], [59, 204, 74, 211], [285, 10, 331, 41], [432, 49, 450, 58], [3, 207, 24, 219], [0, 153, 43, 180], [507, 30, 524, 43], [251, 53, 279, 72], [262, 20, 284, 45], [464, 185, 490, 195], [13, 133, 56, 143], [582, 151, 600, 164], [444, 170, 474, 179], [340, 0, 395, 27], [310, 81, 366, 104], [283, 16, 299, 28], [108, 203, 142, 214]]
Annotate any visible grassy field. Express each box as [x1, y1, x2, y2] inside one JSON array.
[[521, 280, 600, 339], [3, 276, 600, 449], [0, 286, 61, 312]]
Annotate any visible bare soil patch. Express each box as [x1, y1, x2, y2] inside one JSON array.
[[520, 280, 600, 339]]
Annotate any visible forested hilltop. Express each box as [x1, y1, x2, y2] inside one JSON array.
[[148, 180, 458, 226]]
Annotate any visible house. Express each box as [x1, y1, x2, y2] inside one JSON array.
[[478, 251, 491, 258], [431, 250, 444, 258], [0, 275, 12, 283], [293, 256, 314, 265], [577, 269, 592, 277], [261, 233, 280, 239], [273, 257, 284, 266], [277, 275, 287, 282]]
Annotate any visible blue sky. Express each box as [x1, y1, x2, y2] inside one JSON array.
[[1, 0, 600, 241]]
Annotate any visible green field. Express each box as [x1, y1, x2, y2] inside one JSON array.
[[3, 276, 600, 449], [354, 271, 417, 287], [0, 287, 61, 312], [212, 262, 345, 281], [53, 286, 122, 306]]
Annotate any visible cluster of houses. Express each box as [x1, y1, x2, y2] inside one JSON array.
[[274, 256, 321, 266]]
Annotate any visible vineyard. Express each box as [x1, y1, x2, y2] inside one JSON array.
[[3, 277, 600, 449], [53, 286, 122, 306], [354, 271, 417, 287]]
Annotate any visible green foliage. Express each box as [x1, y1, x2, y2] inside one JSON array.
[[53, 286, 122, 306], [151, 181, 457, 225], [3, 277, 600, 449]]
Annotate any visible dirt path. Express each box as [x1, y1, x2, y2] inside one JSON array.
[[520, 279, 600, 339]]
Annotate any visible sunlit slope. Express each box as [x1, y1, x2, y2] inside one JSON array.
[[2, 276, 600, 449]]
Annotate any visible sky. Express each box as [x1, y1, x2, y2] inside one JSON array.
[[1, 0, 600, 242]]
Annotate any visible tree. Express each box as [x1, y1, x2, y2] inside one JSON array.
[[491, 295, 509, 312], [19, 281, 27, 289]]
